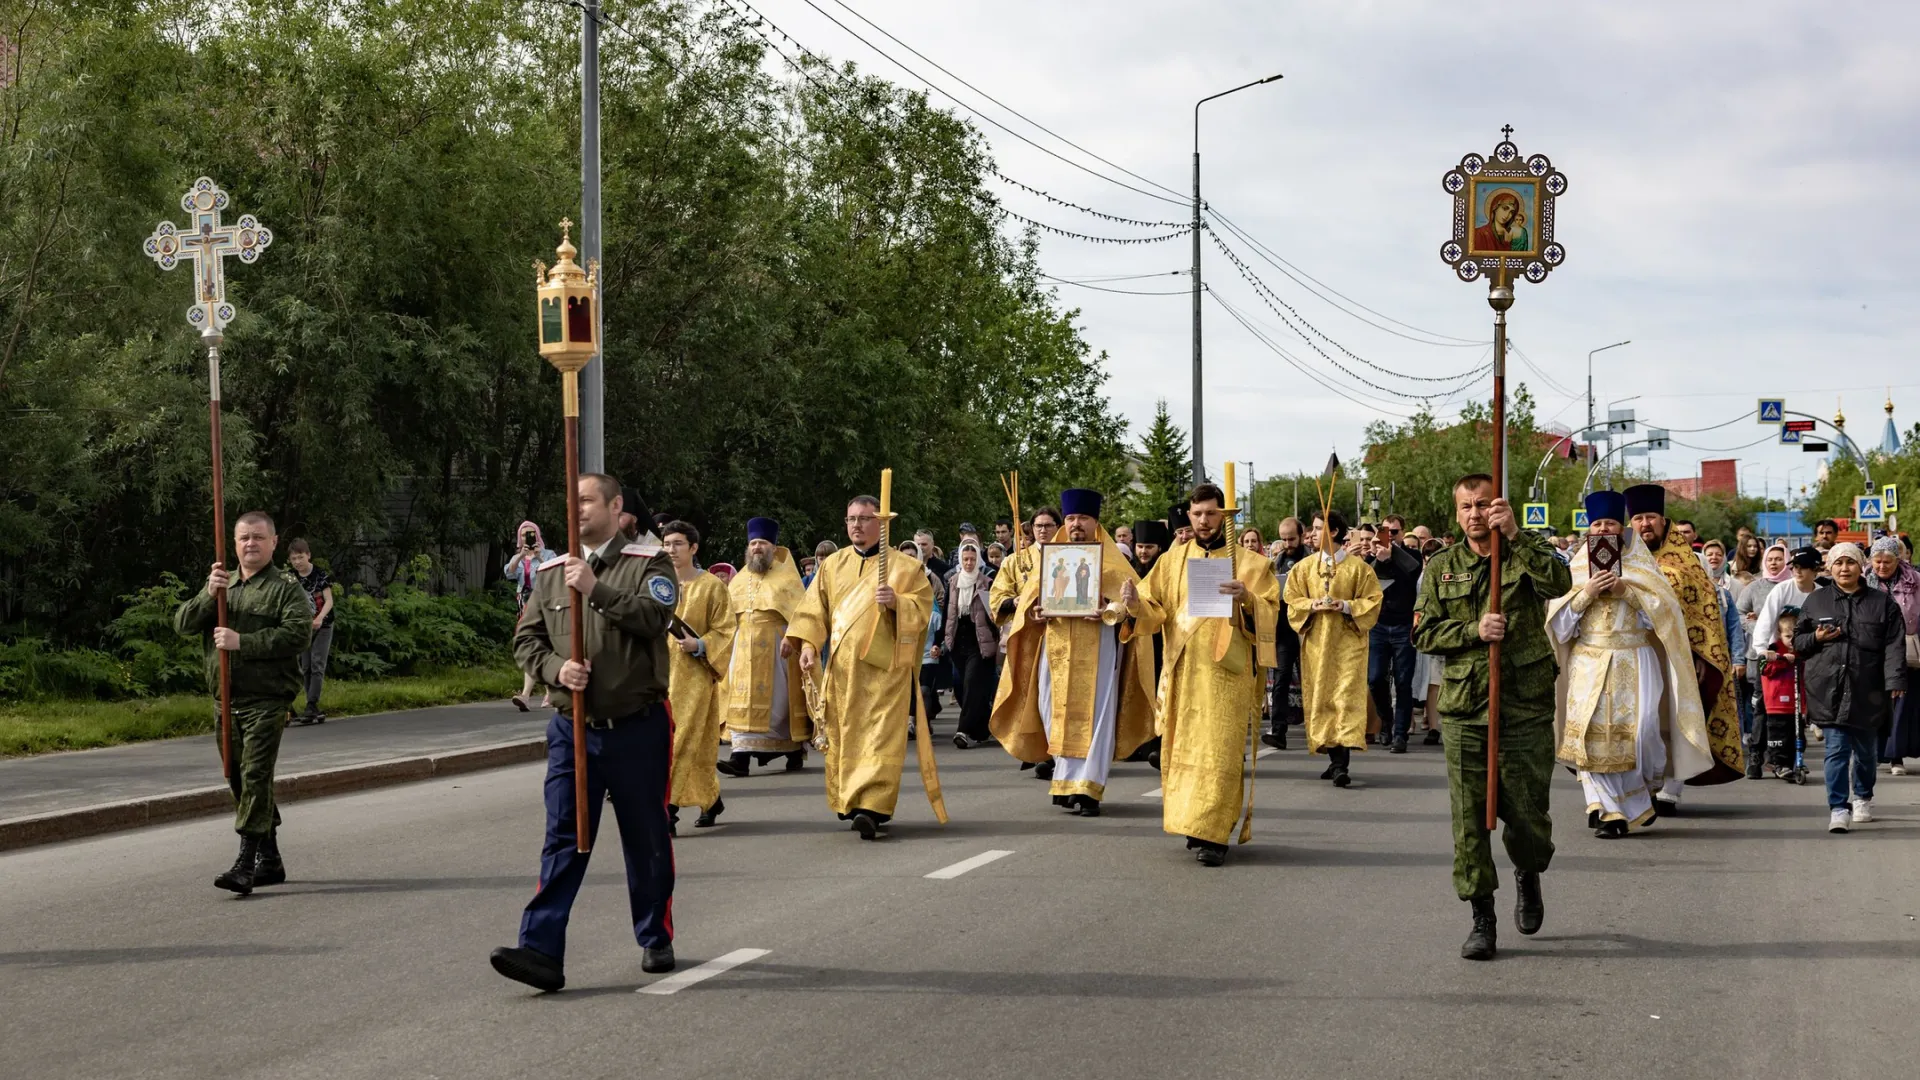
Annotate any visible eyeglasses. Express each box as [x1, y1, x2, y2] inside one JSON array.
[[844, 515, 878, 525], [1378, 527, 1400, 537]]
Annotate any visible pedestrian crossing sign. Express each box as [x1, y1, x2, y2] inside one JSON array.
[[1571, 509, 1589, 531], [1757, 399, 1785, 424], [1523, 503, 1550, 529], [1855, 495, 1885, 523], [1779, 426, 1801, 445], [1885, 485, 1900, 513]]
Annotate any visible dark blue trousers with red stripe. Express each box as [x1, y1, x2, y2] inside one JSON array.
[[519, 705, 675, 960]]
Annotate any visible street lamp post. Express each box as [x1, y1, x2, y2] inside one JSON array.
[[1586, 340, 1630, 436], [1603, 394, 1641, 487], [1191, 73, 1282, 484]]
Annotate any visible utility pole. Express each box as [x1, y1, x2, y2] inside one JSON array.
[[579, 0, 605, 473], [1586, 340, 1630, 446]]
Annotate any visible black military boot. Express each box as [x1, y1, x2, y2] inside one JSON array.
[[715, 752, 750, 778], [214, 835, 262, 895], [1461, 897, 1497, 960], [1330, 747, 1352, 788], [695, 797, 725, 828], [1514, 871, 1544, 935], [252, 831, 286, 887]]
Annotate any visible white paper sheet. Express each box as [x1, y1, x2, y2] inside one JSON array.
[[1185, 558, 1234, 618]]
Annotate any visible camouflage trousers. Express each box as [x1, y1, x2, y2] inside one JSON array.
[[1442, 713, 1555, 901], [220, 703, 288, 837]]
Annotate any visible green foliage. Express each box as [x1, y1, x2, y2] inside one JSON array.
[[1114, 399, 1190, 525], [0, 0, 1131, 647], [328, 557, 512, 679], [1805, 446, 1917, 533], [106, 573, 204, 695]]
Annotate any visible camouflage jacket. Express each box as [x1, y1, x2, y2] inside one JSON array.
[[1412, 529, 1571, 724], [173, 564, 313, 707]]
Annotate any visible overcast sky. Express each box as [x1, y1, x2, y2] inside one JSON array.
[[755, 0, 1920, 501]]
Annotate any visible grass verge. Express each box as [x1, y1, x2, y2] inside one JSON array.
[[0, 664, 521, 757]]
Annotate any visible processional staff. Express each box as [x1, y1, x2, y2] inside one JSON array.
[[1437, 126, 1570, 829], [535, 220, 602, 854], [144, 178, 274, 779]]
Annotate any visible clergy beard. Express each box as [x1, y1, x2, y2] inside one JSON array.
[[1637, 520, 1667, 550], [1194, 530, 1227, 551], [746, 550, 772, 574]]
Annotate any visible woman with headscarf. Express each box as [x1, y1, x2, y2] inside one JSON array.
[[1869, 536, 1920, 774], [945, 542, 1001, 748], [504, 520, 557, 712], [1736, 542, 1794, 774], [1701, 539, 1750, 754]]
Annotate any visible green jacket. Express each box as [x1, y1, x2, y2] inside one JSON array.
[[514, 537, 677, 721], [1412, 529, 1570, 724], [173, 564, 313, 707]]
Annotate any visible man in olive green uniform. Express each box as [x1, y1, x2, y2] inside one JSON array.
[[173, 510, 312, 896], [490, 474, 682, 994], [1413, 474, 1570, 961]]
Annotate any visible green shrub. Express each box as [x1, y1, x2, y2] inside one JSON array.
[[107, 573, 206, 695], [0, 637, 140, 700]]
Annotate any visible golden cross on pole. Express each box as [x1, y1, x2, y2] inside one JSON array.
[[142, 177, 273, 780]]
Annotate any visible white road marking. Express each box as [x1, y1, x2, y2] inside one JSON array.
[[1142, 787, 1163, 798], [925, 849, 1015, 879], [637, 948, 770, 995], [1257, 747, 1277, 759]]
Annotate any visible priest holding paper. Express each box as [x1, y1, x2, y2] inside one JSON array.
[[990, 489, 1156, 817], [1283, 510, 1384, 788], [787, 485, 939, 841], [1130, 482, 1280, 866]]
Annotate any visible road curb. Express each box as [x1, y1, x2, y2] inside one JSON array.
[[0, 737, 545, 853]]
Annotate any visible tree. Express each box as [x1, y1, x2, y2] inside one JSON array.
[[1115, 399, 1189, 525]]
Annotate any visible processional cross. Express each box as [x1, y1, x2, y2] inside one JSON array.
[[142, 177, 274, 778]]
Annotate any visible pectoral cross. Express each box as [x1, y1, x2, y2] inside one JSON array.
[[143, 177, 273, 331]]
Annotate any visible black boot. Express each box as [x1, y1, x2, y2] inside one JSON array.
[[1033, 760, 1055, 781], [1389, 736, 1408, 754], [695, 798, 725, 828], [850, 810, 882, 840], [1514, 871, 1544, 935], [491, 945, 565, 991], [253, 831, 286, 887], [1423, 728, 1441, 746], [642, 943, 676, 974], [214, 835, 262, 895], [1330, 747, 1352, 788], [1461, 897, 1497, 960], [785, 749, 807, 772], [715, 752, 750, 778], [1071, 794, 1102, 817]]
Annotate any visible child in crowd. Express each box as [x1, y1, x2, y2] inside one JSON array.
[[1758, 611, 1808, 783]]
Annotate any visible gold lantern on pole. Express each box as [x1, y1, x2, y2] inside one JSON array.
[[534, 219, 600, 852]]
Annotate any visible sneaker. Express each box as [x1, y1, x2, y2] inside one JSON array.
[[1828, 809, 1852, 833], [1893, 763, 1909, 776], [1850, 797, 1875, 824]]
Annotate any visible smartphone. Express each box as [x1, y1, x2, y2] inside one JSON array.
[[1817, 617, 1838, 630]]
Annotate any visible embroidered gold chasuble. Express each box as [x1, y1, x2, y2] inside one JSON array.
[[786, 545, 935, 819], [1283, 552, 1383, 753], [1650, 528, 1745, 783], [666, 571, 735, 810], [990, 528, 1156, 774], [1133, 539, 1279, 845], [723, 548, 812, 748], [1546, 533, 1712, 785]]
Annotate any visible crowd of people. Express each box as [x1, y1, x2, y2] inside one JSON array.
[[169, 471, 1916, 988]]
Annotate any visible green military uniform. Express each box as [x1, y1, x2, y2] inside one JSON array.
[[174, 564, 311, 837], [514, 537, 676, 717], [1413, 528, 1571, 900]]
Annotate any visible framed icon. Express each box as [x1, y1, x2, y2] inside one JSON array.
[[1037, 542, 1103, 618]]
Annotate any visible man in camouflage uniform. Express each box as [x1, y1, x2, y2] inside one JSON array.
[[1414, 474, 1571, 960], [174, 510, 312, 896]]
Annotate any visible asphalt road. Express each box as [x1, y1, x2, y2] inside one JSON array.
[[3, 726, 1916, 1080]]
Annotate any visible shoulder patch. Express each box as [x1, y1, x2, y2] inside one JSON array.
[[646, 575, 678, 606], [537, 554, 568, 571]]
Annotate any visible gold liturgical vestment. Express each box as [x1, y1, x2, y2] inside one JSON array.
[[990, 529, 1156, 778], [667, 571, 735, 811], [988, 544, 1038, 625], [1283, 550, 1383, 753], [1651, 528, 1744, 783], [1134, 539, 1279, 845], [786, 545, 933, 818], [724, 549, 812, 750]]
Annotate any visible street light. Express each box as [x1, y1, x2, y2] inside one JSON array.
[[1191, 72, 1283, 484], [1603, 395, 1641, 486], [1586, 340, 1631, 435]]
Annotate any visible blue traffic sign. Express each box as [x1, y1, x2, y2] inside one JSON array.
[[1855, 495, 1885, 523], [1885, 485, 1900, 513], [1779, 426, 1801, 444], [1571, 509, 1590, 531], [1522, 503, 1550, 529], [1757, 399, 1785, 424]]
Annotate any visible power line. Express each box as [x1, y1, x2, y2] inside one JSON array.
[[1002, 207, 1190, 245], [819, 0, 1188, 203], [992, 172, 1188, 228], [1038, 273, 1187, 296], [1206, 206, 1489, 347]]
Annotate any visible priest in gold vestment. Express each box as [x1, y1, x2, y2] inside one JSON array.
[[990, 505, 1062, 782], [1131, 483, 1279, 866], [1547, 492, 1713, 837], [1624, 483, 1744, 799], [990, 488, 1155, 816], [788, 495, 936, 840], [659, 521, 736, 830], [1283, 510, 1383, 788], [720, 518, 812, 777]]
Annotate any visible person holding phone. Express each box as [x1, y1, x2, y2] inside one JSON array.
[[506, 520, 557, 712], [1792, 543, 1908, 833]]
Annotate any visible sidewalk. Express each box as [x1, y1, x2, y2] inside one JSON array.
[[0, 698, 548, 850]]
